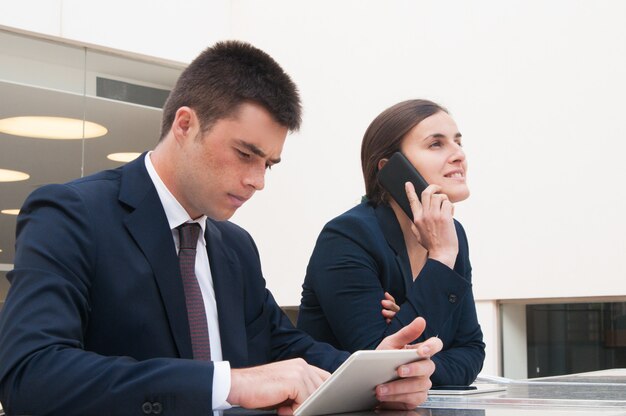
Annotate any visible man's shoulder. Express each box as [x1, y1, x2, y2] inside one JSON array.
[[67, 167, 124, 191], [25, 167, 124, 206]]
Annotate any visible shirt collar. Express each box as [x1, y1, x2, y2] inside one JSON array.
[[144, 152, 207, 244]]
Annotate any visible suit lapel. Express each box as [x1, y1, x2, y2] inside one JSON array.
[[119, 154, 193, 359], [374, 203, 413, 294], [205, 220, 247, 364]]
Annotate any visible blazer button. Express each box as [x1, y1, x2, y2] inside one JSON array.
[[448, 294, 458, 304], [152, 402, 163, 414], [141, 402, 153, 414]]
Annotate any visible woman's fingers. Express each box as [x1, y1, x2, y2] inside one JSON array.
[[404, 182, 422, 220], [383, 292, 400, 311], [406, 183, 458, 269]]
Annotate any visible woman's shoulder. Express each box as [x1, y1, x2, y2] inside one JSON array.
[[321, 201, 383, 239], [325, 200, 377, 226]]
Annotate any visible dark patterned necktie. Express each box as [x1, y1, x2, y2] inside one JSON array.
[[177, 223, 211, 361]]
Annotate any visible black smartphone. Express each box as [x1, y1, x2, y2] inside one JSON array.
[[430, 385, 477, 391], [376, 152, 429, 221]]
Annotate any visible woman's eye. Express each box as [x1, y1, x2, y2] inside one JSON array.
[[429, 141, 441, 148]]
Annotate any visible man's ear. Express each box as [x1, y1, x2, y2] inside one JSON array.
[[377, 158, 389, 171], [171, 106, 197, 143]]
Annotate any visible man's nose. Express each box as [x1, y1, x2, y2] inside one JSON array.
[[244, 166, 265, 191]]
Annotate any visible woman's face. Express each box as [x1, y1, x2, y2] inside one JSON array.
[[399, 111, 469, 203]]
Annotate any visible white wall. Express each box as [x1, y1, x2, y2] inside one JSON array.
[[0, 0, 230, 62], [476, 300, 500, 376], [228, 0, 626, 305]]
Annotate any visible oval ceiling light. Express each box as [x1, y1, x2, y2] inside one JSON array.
[[0, 168, 30, 182], [107, 152, 141, 163], [0, 116, 107, 139], [1, 209, 20, 215]]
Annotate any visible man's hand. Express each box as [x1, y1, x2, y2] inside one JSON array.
[[375, 317, 443, 409], [228, 358, 330, 415]]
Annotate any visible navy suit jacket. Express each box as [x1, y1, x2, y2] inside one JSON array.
[[0, 155, 347, 415], [297, 201, 485, 386]]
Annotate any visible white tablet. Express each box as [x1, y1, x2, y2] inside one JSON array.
[[294, 349, 424, 416]]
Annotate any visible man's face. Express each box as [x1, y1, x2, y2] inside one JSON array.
[[175, 102, 288, 221]]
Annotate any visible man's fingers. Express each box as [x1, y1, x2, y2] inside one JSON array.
[[376, 376, 432, 407], [420, 336, 443, 357], [396, 359, 436, 379], [377, 317, 426, 350], [313, 367, 331, 382], [402, 336, 443, 357], [277, 405, 296, 416]]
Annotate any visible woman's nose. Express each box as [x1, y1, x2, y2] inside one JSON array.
[[449, 143, 466, 163]]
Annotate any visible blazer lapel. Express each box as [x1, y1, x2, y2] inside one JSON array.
[[205, 220, 247, 364], [374, 203, 413, 294], [119, 154, 193, 359]]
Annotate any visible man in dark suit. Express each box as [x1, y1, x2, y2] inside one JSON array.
[[0, 41, 442, 415]]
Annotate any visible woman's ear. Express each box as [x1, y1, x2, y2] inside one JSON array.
[[377, 158, 388, 171]]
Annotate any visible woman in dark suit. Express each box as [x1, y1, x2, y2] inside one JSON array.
[[297, 99, 485, 386]]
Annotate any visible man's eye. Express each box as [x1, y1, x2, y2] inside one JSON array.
[[236, 149, 251, 159]]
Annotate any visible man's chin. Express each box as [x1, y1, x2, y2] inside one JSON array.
[[206, 208, 237, 222]]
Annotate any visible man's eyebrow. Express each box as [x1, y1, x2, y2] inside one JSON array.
[[236, 140, 281, 164]]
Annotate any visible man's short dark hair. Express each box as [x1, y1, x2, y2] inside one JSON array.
[[160, 40, 302, 140]]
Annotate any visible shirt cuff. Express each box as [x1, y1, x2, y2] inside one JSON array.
[[212, 361, 232, 410]]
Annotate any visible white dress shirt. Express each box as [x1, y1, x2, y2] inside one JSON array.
[[145, 152, 231, 410]]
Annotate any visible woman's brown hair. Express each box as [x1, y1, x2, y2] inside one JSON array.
[[361, 99, 447, 205]]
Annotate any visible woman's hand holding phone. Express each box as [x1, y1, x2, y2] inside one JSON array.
[[405, 182, 458, 269]]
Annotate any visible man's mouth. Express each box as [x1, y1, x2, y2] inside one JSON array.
[[228, 193, 250, 207]]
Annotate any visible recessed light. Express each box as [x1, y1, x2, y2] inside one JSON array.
[[107, 152, 141, 162], [0, 116, 107, 139], [1, 209, 20, 215], [0, 168, 30, 182]]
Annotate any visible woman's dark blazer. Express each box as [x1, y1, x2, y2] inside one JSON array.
[[297, 200, 485, 386]]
